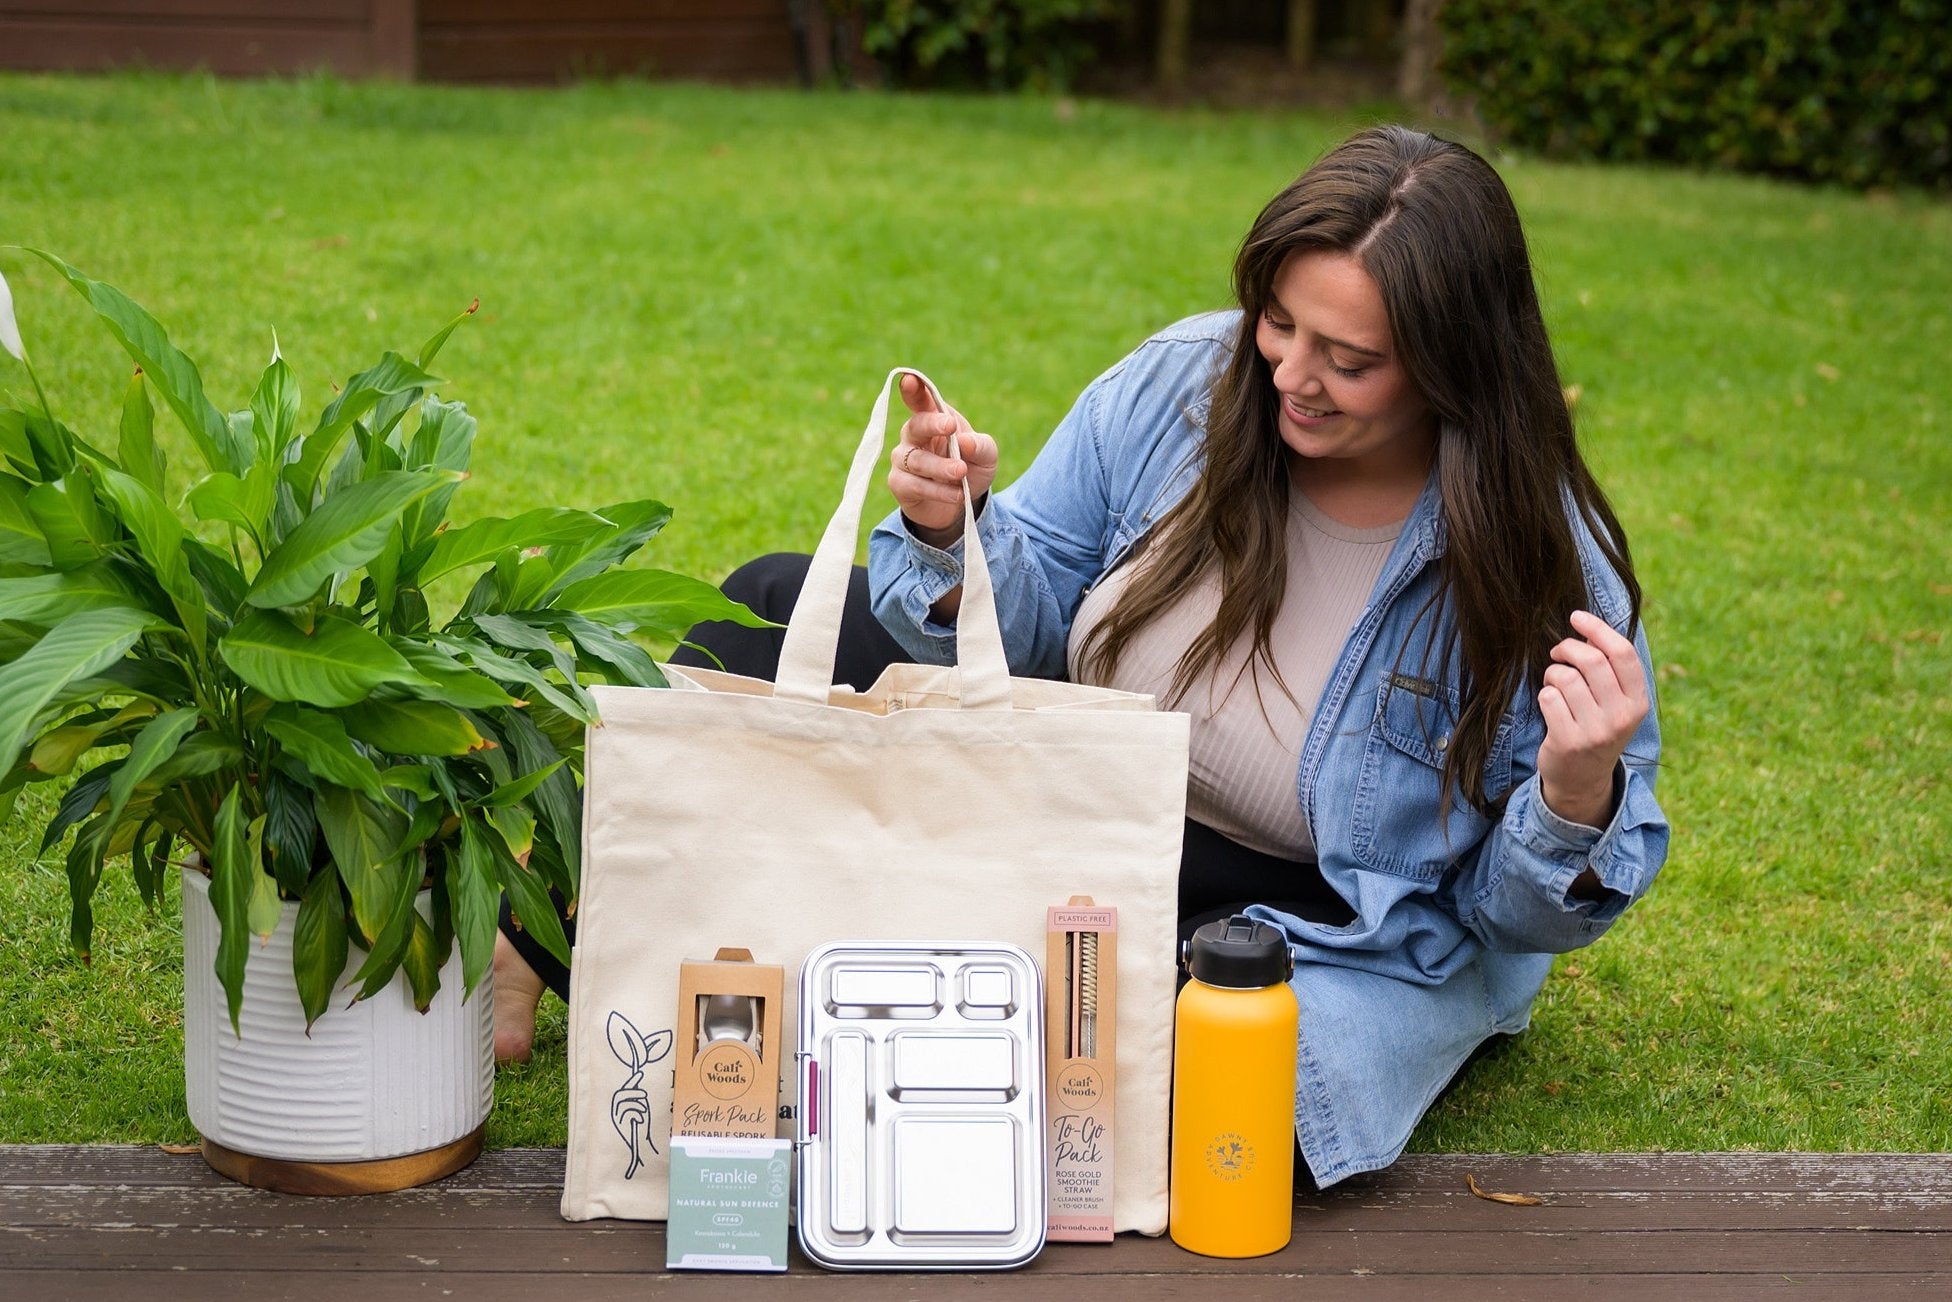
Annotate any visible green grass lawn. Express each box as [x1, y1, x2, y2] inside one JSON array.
[[0, 72, 1946, 1155]]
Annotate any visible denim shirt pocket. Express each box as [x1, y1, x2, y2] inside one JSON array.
[[1351, 673, 1515, 881]]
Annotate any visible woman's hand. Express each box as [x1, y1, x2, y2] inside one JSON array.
[[889, 373, 999, 548], [1536, 610, 1648, 829]]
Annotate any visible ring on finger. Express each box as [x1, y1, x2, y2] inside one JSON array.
[[900, 446, 916, 474]]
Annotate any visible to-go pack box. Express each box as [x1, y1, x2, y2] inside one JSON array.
[[1045, 898, 1116, 1242]]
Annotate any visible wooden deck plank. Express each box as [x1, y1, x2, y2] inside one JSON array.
[[6, 1144, 1950, 1191], [1, 1146, 1946, 1296], [2, 1270, 1948, 1302], [5, 1224, 1948, 1275], [8, 1183, 1950, 1232]]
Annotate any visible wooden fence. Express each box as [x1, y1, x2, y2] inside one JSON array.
[[0, 0, 799, 83]]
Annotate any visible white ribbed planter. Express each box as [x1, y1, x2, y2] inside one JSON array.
[[182, 868, 494, 1187]]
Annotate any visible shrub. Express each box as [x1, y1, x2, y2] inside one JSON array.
[[1438, 0, 1952, 191], [855, 0, 1119, 90]]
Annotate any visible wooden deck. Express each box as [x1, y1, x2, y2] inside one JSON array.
[[3, 1147, 1948, 1298]]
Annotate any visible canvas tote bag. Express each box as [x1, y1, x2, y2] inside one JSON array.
[[560, 369, 1190, 1232]]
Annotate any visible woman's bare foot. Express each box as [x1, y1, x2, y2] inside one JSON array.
[[493, 931, 546, 1065]]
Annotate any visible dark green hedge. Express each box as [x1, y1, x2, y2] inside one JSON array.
[[1438, 1, 1951, 190], [856, 0, 1117, 91]]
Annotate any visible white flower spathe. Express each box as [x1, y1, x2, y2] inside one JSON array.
[[0, 267, 22, 361]]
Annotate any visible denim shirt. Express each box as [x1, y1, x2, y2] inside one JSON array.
[[868, 311, 1670, 1186]]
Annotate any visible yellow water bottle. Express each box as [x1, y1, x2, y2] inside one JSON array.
[[1169, 914, 1298, 1257]]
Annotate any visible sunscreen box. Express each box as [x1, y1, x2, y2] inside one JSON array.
[[665, 1135, 791, 1272], [1045, 897, 1117, 1242], [672, 947, 784, 1141]]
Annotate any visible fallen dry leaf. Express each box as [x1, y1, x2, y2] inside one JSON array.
[[1562, 384, 1583, 409], [1467, 1172, 1544, 1206], [158, 1142, 201, 1156]]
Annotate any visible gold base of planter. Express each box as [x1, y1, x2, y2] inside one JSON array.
[[201, 1125, 485, 1195]]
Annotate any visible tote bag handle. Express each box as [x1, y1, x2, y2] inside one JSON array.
[[774, 368, 1012, 710]]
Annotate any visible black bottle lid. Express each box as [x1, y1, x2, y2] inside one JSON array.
[[1182, 914, 1294, 989]]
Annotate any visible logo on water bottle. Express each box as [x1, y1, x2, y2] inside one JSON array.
[[1205, 1132, 1256, 1181]]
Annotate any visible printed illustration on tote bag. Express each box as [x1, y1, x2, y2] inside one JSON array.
[[607, 1011, 673, 1179]]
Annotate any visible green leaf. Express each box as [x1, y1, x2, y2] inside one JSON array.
[[19, 249, 241, 474], [103, 707, 200, 834], [314, 784, 408, 944], [0, 411, 33, 475], [400, 911, 445, 1012], [0, 607, 154, 767], [28, 723, 100, 777], [292, 861, 348, 1030], [118, 367, 165, 496], [221, 609, 432, 707], [551, 568, 772, 637], [249, 352, 299, 462], [261, 769, 318, 896], [339, 698, 491, 757], [26, 478, 109, 569], [65, 815, 114, 962], [414, 507, 613, 585], [346, 845, 421, 1001], [0, 563, 144, 626], [209, 784, 254, 1034], [524, 832, 575, 905], [142, 729, 242, 788], [386, 639, 518, 709], [441, 635, 593, 723], [39, 763, 114, 855], [470, 611, 578, 675], [369, 522, 403, 630], [0, 476, 52, 567], [377, 763, 437, 799], [416, 298, 478, 370], [540, 498, 673, 598], [541, 610, 668, 688], [248, 468, 460, 609], [449, 820, 500, 1000], [22, 409, 83, 480], [499, 708, 579, 891], [98, 467, 205, 654], [245, 815, 279, 940], [287, 353, 441, 501], [183, 537, 249, 614], [398, 399, 475, 552], [486, 814, 569, 969], [134, 826, 172, 912], [477, 758, 565, 810], [263, 703, 385, 800], [486, 803, 535, 860], [186, 464, 278, 547]]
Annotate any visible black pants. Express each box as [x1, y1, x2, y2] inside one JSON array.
[[499, 552, 1355, 1001]]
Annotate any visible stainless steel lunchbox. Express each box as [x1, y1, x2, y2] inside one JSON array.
[[795, 941, 1047, 1270]]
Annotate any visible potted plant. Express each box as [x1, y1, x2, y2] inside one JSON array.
[[0, 252, 762, 1193]]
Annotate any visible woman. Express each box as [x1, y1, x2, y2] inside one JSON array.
[[495, 125, 1668, 1186], [867, 124, 1667, 1186]]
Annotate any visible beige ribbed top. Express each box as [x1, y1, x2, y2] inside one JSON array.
[[1067, 491, 1402, 860]]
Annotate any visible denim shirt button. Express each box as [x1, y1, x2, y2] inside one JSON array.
[[1435, 734, 1449, 753]]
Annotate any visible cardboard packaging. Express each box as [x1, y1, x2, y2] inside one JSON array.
[[1045, 897, 1117, 1242], [666, 1135, 792, 1271], [672, 947, 784, 1141]]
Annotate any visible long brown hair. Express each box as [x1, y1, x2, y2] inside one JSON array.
[[1078, 125, 1641, 813]]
